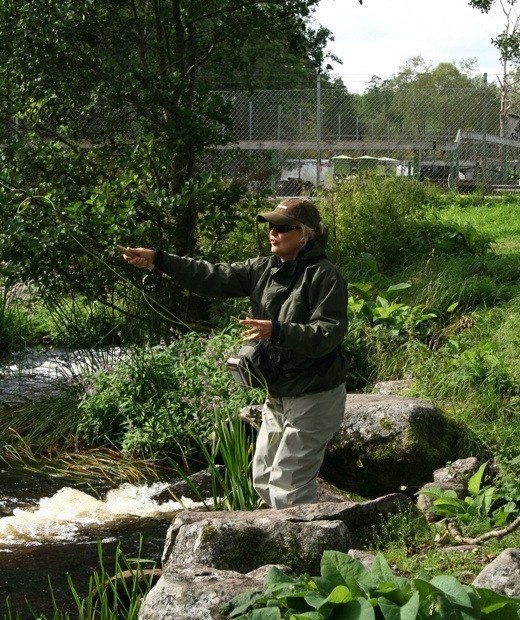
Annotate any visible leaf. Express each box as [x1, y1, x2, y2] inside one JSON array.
[[264, 567, 298, 587], [412, 577, 444, 600], [303, 591, 327, 610], [334, 598, 377, 619], [386, 282, 412, 292], [371, 583, 409, 607], [382, 282, 412, 301], [467, 462, 488, 497], [348, 282, 376, 301], [325, 585, 353, 605], [227, 590, 265, 617], [476, 587, 520, 617], [416, 487, 458, 499], [320, 551, 369, 587], [370, 554, 395, 582], [429, 575, 481, 617], [249, 608, 282, 619], [378, 591, 420, 620]]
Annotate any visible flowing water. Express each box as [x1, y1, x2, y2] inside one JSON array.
[[0, 466, 207, 619], [0, 349, 204, 618]]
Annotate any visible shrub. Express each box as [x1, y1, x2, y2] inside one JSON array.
[[76, 329, 263, 461], [320, 176, 493, 273]]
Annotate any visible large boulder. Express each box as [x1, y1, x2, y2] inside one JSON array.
[[472, 548, 520, 598], [139, 496, 410, 620], [139, 564, 269, 620], [160, 494, 410, 573], [321, 394, 458, 497]]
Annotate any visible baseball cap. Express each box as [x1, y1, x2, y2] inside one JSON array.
[[257, 198, 321, 230]]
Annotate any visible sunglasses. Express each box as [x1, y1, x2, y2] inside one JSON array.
[[269, 224, 302, 234]]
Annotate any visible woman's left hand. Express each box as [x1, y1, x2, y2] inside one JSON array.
[[239, 319, 273, 342]]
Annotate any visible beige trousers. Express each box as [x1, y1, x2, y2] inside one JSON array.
[[252, 384, 346, 509]]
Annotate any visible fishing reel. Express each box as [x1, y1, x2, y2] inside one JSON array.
[[142, 272, 161, 294]]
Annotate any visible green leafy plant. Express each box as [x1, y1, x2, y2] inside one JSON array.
[[436, 221, 494, 257], [348, 280, 437, 339], [223, 550, 520, 619], [167, 406, 258, 511], [76, 329, 262, 461], [417, 462, 520, 528]]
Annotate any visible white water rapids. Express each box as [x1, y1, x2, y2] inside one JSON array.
[[0, 482, 206, 548], [0, 347, 210, 618]]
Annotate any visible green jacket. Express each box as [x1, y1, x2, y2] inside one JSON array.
[[154, 234, 349, 396]]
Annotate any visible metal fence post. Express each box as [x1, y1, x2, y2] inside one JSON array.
[[316, 73, 322, 188], [483, 73, 488, 183]]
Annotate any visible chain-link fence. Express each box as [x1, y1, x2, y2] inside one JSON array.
[[206, 76, 520, 194], [4, 74, 520, 194]]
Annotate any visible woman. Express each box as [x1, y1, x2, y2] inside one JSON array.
[[122, 197, 349, 509]]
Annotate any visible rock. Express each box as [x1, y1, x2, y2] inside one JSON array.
[[161, 494, 410, 570], [316, 478, 353, 503], [166, 515, 350, 576], [320, 394, 458, 497], [372, 379, 415, 396], [138, 496, 519, 620], [347, 549, 377, 571], [138, 563, 266, 620], [155, 466, 225, 504], [139, 496, 411, 620], [432, 457, 481, 485], [471, 548, 520, 598]]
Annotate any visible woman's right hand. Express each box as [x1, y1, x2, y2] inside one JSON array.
[[121, 247, 157, 269]]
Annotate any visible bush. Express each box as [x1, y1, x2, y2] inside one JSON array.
[[224, 550, 520, 619], [320, 176, 493, 273], [76, 329, 263, 460]]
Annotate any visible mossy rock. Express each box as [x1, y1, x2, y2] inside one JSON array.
[[321, 394, 460, 497]]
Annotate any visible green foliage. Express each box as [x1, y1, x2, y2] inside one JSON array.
[[0, 284, 33, 356], [77, 330, 263, 460], [348, 278, 437, 339], [167, 406, 258, 511], [321, 176, 494, 273], [0, 171, 251, 325], [435, 221, 494, 256], [0, 0, 333, 310], [341, 261, 439, 389], [418, 462, 520, 528], [368, 505, 433, 553], [223, 550, 520, 619]]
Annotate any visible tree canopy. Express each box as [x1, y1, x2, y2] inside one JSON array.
[[0, 0, 338, 321]]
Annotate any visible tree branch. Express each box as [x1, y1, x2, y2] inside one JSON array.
[[446, 516, 520, 545]]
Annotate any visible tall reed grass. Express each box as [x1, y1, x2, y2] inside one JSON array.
[[2, 539, 158, 620]]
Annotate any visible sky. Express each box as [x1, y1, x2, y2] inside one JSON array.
[[313, 0, 508, 93]]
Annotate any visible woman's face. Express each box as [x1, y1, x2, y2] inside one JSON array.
[[268, 223, 304, 262]]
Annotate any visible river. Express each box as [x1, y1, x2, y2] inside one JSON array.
[[0, 348, 204, 619], [0, 464, 207, 619]]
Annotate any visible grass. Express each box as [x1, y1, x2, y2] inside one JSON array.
[[367, 506, 520, 584], [444, 195, 520, 253]]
